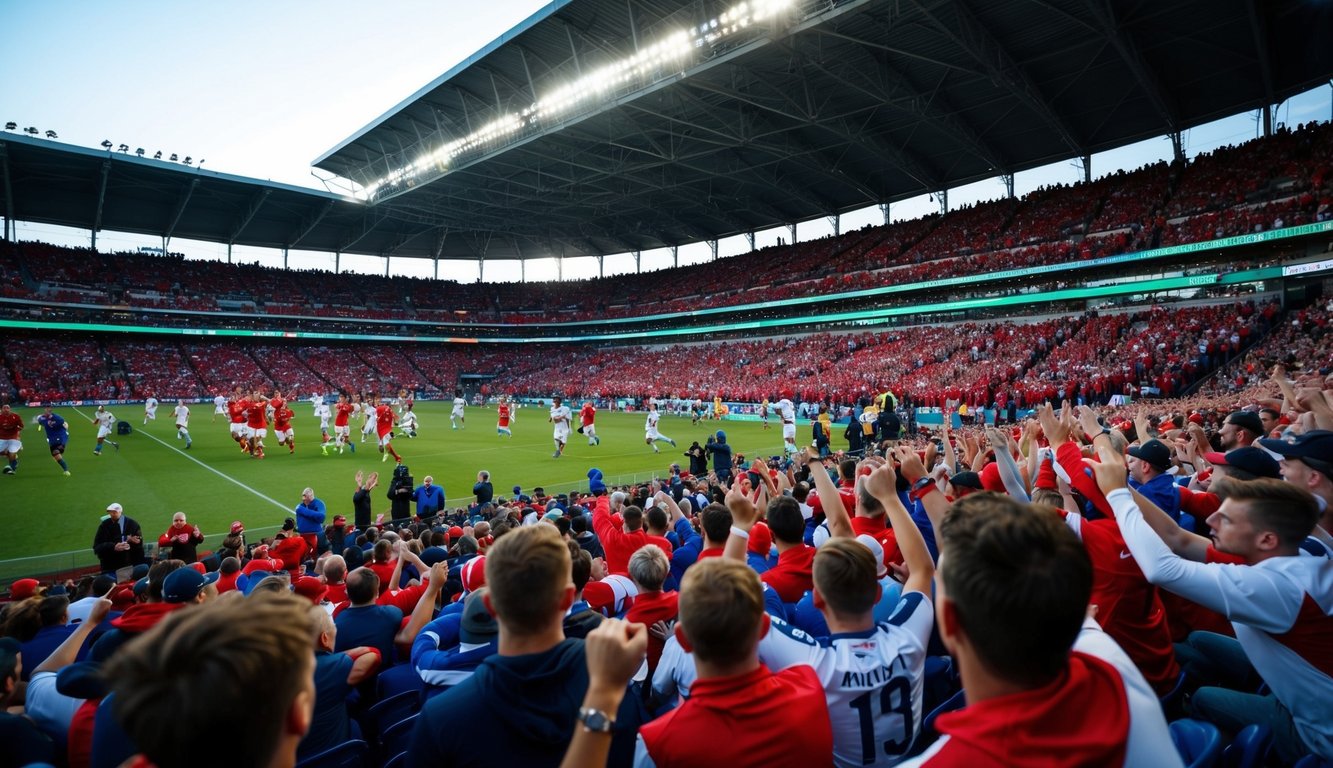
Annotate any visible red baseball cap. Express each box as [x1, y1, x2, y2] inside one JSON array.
[[293, 576, 328, 605], [10, 578, 40, 600], [230, 521, 245, 534], [461, 556, 487, 592]]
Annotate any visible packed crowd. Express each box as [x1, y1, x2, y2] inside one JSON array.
[[4, 335, 1333, 766], [0, 300, 1279, 422], [2, 122, 1330, 328]]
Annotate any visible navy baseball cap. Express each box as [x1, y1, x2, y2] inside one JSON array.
[[1128, 439, 1172, 472], [1258, 430, 1333, 473], [1203, 447, 1281, 479], [162, 569, 219, 603]]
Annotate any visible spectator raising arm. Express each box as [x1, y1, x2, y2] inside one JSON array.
[[803, 447, 854, 540]]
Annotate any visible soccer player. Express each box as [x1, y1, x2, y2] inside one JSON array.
[[580, 400, 600, 446], [400, 403, 419, 437], [776, 392, 798, 455], [358, 393, 376, 444], [396, 388, 413, 415], [0, 403, 24, 474], [173, 400, 192, 449], [228, 388, 249, 452], [760, 397, 771, 430], [549, 396, 571, 458], [451, 389, 466, 430], [314, 398, 332, 446], [246, 389, 269, 458], [274, 399, 295, 455], [644, 403, 676, 453], [91, 405, 120, 455], [330, 394, 355, 455], [36, 406, 71, 476], [496, 397, 514, 438], [374, 396, 402, 464], [212, 393, 227, 422], [143, 394, 158, 425]]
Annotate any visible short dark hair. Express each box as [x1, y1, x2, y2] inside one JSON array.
[[766, 496, 804, 544], [106, 592, 314, 768], [646, 507, 668, 532], [839, 459, 857, 481], [148, 560, 185, 602], [346, 568, 379, 605], [938, 492, 1092, 688], [813, 539, 878, 617], [700, 503, 733, 545], [1224, 478, 1320, 549], [568, 542, 592, 593], [570, 515, 589, 534], [622, 505, 644, 532]]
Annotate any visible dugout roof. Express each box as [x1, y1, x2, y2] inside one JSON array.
[[5, 0, 1333, 262]]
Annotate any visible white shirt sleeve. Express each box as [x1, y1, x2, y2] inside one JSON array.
[[757, 615, 826, 672], [1107, 487, 1302, 632], [634, 735, 658, 768]]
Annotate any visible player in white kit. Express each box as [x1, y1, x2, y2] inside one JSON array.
[[173, 400, 191, 449], [359, 394, 376, 443], [549, 396, 571, 458], [451, 389, 466, 430], [776, 394, 798, 455], [643, 403, 676, 453], [92, 406, 120, 455], [143, 396, 158, 425], [314, 400, 332, 446], [400, 405, 419, 437], [212, 394, 227, 422]]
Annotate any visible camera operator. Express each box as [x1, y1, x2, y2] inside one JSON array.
[[386, 464, 414, 523]]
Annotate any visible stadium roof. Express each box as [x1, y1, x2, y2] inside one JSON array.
[[5, 0, 1333, 262]]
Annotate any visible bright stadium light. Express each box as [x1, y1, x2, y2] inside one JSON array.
[[357, 0, 795, 201], [101, 139, 113, 149]]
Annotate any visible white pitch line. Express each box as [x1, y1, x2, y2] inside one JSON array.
[[73, 407, 290, 514]]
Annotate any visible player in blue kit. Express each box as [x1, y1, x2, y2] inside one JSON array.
[[36, 406, 72, 476]]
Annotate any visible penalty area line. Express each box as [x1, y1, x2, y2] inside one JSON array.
[[72, 408, 290, 514]]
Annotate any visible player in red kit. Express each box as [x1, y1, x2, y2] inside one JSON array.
[[246, 389, 269, 459], [273, 401, 296, 455], [580, 401, 600, 446], [228, 388, 250, 453], [328, 394, 355, 455], [374, 396, 402, 464], [496, 397, 514, 437]]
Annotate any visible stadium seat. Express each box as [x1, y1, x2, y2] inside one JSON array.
[[375, 663, 424, 701], [379, 714, 418, 762], [1170, 719, 1224, 768], [360, 690, 419, 748], [1293, 757, 1333, 768], [922, 656, 958, 715], [294, 738, 369, 768], [1158, 670, 1188, 714], [905, 689, 967, 758], [1221, 723, 1272, 768], [383, 753, 407, 768]]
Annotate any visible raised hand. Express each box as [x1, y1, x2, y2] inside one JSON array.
[[893, 444, 928, 483]]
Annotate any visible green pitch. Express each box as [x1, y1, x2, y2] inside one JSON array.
[[2, 403, 846, 581]]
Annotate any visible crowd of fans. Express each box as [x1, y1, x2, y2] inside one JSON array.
[[4, 320, 1333, 766], [2, 122, 1330, 329]]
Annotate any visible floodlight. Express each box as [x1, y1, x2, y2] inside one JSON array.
[[169, 153, 178, 162], [45, 130, 58, 139], [154, 151, 162, 160], [135, 148, 145, 157], [24, 127, 38, 136], [183, 156, 192, 165], [3, 122, 15, 131], [101, 140, 113, 149], [118, 143, 130, 152]]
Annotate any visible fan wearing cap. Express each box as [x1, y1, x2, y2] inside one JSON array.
[[1261, 429, 1333, 530], [160, 568, 219, 606], [408, 524, 642, 768], [1219, 410, 1265, 451], [411, 586, 499, 697], [1125, 438, 1183, 524], [1091, 436, 1333, 763], [298, 603, 381, 760], [728, 456, 935, 768], [89, 560, 192, 663], [1179, 447, 1284, 521], [92, 503, 144, 579], [157, 512, 205, 564]]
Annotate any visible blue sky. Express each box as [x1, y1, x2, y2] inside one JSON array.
[[3, 1, 1330, 282]]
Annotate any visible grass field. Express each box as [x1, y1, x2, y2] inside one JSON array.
[[2, 402, 841, 580]]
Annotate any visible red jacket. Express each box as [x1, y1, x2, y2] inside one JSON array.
[[761, 545, 816, 603], [625, 590, 679, 674], [592, 496, 648, 576]]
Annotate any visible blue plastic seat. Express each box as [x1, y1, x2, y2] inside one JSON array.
[[1292, 757, 1333, 768], [375, 663, 424, 700], [1221, 723, 1271, 768], [380, 714, 418, 762], [294, 738, 369, 768], [904, 688, 967, 758], [360, 690, 420, 748], [922, 656, 958, 715], [1170, 719, 1224, 768]]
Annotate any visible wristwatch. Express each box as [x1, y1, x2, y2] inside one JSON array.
[[911, 477, 934, 493], [578, 707, 615, 733]]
